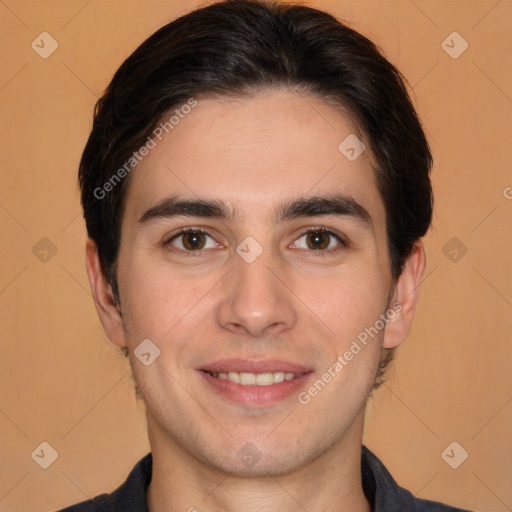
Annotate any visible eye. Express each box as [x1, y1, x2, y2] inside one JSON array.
[[163, 226, 347, 258], [291, 227, 347, 256], [164, 227, 220, 256]]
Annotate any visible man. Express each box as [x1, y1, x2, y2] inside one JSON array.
[[59, 0, 473, 510]]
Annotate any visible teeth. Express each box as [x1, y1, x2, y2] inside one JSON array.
[[255, 373, 273, 385], [208, 371, 300, 386], [227, 372, 240, 384], [274, 372, 285, 383], [240, 372, 256, 385]]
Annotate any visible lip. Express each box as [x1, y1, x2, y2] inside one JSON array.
[[197, 358, 312, 374], [199, 370, 314, 406]]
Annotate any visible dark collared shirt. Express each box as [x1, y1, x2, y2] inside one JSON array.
[[57, 445, 473, 511]]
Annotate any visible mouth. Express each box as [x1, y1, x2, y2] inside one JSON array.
[[202, 370, 304, 386], [197, 359, 313, 406]]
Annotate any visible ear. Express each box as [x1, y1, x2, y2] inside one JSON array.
[[85, 238, 127, 348], [382, 240, 426, 349]]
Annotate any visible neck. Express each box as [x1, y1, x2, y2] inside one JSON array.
[[146, 409, 371, 512]]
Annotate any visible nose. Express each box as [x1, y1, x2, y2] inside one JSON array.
[[215, 247, 298, 338]]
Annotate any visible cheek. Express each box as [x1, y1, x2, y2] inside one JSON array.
[[118, 258, 216, 349], [315, 267, 390, 395], [323, 266, 390, 332]]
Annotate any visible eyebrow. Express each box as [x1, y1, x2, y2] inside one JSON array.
[[138, 193, 374, 232]]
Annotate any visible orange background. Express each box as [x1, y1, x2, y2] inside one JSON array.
[[0, 1, 511, 511]]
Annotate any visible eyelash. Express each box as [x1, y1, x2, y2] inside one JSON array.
[[163, 226, 348, 258]]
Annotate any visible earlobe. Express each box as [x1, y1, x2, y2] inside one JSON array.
[[382, 240, 426, 349], [85, 238, 127, 348]]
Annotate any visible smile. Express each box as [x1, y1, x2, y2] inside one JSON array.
[[199, 369, 313, 406], [203, 370, 302, 386]]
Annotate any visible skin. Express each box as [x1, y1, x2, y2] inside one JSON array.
[[86, 89, 425, 512]]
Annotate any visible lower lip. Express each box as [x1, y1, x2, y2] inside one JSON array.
[[199, 371, 313, 406]]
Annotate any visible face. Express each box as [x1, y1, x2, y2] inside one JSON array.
[[88, 89, 422, 477]]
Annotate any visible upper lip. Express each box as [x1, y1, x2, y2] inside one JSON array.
[[198, 359, 312, 374]]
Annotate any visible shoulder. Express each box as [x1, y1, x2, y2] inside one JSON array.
[[56, 493, 110, 511], [55, 452, 152, 512], [402, 490, 475, 511], [361, 445, 475, 512]]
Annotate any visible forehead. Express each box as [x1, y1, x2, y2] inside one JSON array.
[[122, 90, 385, 229]]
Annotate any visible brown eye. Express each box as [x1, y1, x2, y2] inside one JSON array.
[[305, 230, 331, 250], [292, 227, 347, 256], [181, 231, 207, 250], [165, 228, 219, 255]]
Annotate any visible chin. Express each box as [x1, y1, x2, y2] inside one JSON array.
[[210, 453, 303, 479], [195, 437, 313, 479]]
